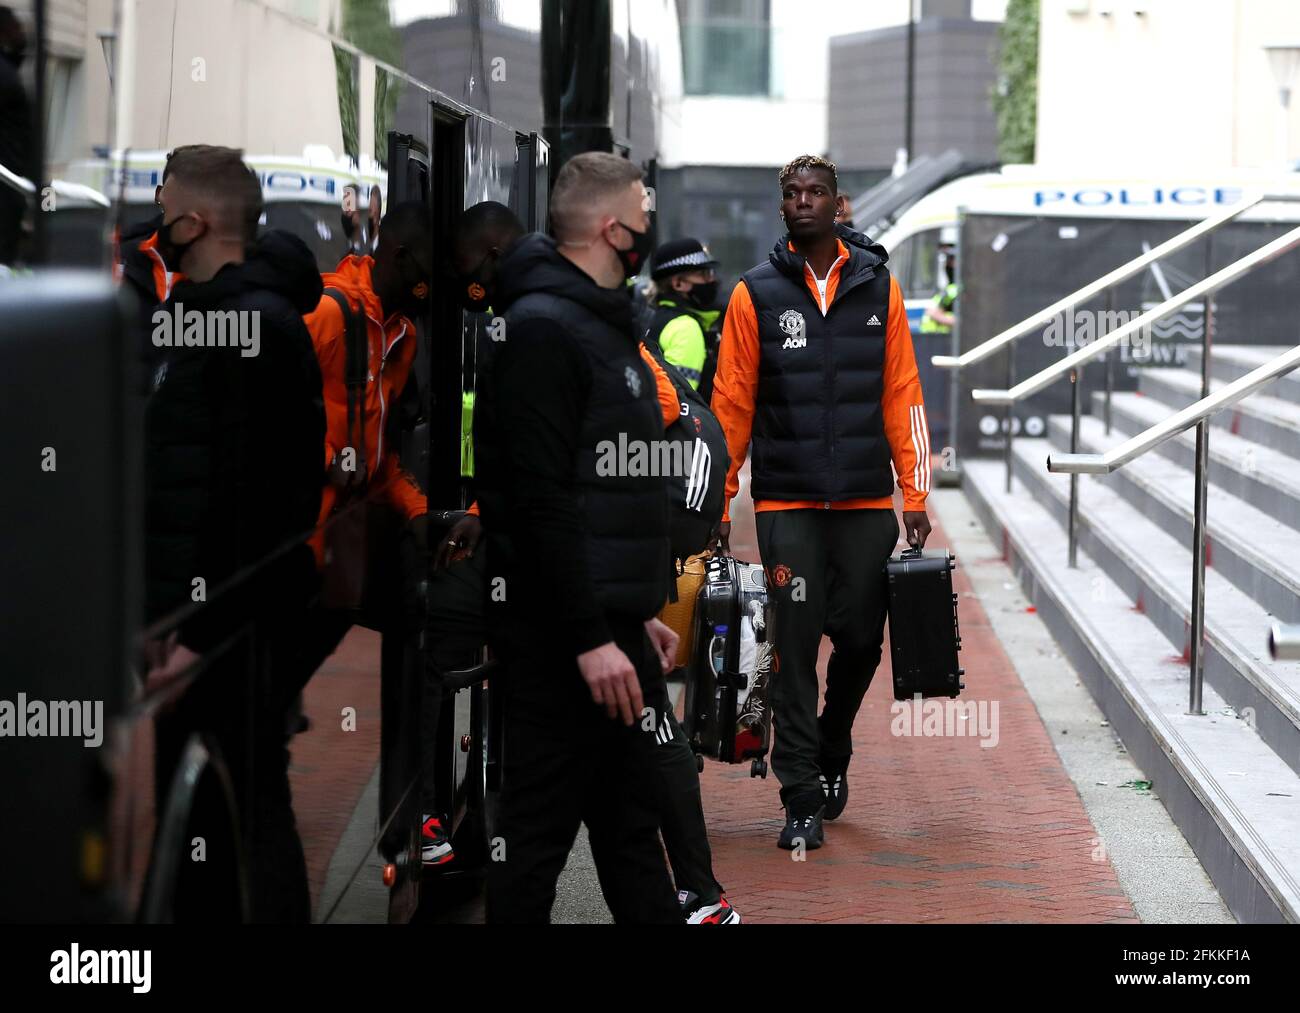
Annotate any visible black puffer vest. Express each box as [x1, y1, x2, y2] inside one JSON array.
[[741, 224, 894, 502], [485, 233, 670, 620]]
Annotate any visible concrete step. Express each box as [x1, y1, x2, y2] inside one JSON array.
[[964, 457, 1300, 923], [1134, 367, 1300, 461], [1096, 390, 1300, 533], [1186, 345, 1300, 405], [1007, 434, 1300, 782], [1046, 413, 1300, 625]]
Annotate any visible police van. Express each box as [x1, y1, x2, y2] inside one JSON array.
[[872, 166, 1300, 458]]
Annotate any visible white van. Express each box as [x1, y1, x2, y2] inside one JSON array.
[[875, 165, 1300, 333]]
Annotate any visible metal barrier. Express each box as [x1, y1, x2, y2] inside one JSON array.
[[932, 192, 1300, 495], [1048, 343, 1300, 714]]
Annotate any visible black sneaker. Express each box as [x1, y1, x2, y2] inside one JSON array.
[[819, 758, 849, 821], [777, 803, 825, 851]]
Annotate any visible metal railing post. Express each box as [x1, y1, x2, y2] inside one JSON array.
[[1104, 288, 1115, 435], [1005, 340, 1015, 493], [1189, 296, 1214, 716], [1068, 366, 1081, 568]]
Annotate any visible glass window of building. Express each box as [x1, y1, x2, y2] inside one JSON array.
[[678, 0, 771, 97]]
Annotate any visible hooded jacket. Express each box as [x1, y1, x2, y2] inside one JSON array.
[[302, 253, 425, 565], [144, 229, 326, 651], [712, 223, 930, 517], [475, 232, 671, 656]]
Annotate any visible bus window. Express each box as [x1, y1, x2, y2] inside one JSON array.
[[888, 234, 913, 295]]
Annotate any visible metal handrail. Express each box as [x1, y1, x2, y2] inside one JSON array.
[[1047, 343, 1300, 474], [974, 221, 1300, 577], [931, 192, 1300, 372], [1271, 623, 1300, 661], [971, 225, 1300, 406], [1048, 342, 1300, 716]]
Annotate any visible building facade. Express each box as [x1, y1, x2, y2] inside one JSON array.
[[827, 0, 1001, 174], [1036, 0, 1300, 170]]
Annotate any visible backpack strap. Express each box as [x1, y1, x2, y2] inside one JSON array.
[[323, 288, 368, 485]]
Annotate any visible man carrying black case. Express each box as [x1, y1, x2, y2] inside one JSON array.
[[712, 154, 933, 851]]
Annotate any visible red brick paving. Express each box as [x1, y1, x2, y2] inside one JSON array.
[[698, 482, 1140, 923], [288, 627, 382, 915], [286, 481, 1141, 923]]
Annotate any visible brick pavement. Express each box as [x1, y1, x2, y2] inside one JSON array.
[[286, 484, 1141, 923], [288, 626, 382, 915], [697, 483, 1140, 923]]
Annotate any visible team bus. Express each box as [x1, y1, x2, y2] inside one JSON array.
[[0, 0, 677, 925]]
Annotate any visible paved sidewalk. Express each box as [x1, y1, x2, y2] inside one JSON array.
[[699, 484, 1140, 923], [288, 627, 383, 915]]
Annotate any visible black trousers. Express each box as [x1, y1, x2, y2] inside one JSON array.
[[755, 508, 899, 809], [648, 687, 723, 904], [152, 629, 311, 923], [486, 621, 683, 924], [426, 554, 721, 904]]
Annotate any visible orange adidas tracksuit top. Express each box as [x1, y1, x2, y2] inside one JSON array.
[[711, 238, 931, 522]]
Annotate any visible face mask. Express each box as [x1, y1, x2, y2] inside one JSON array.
[[684, 280, 718, 311], [458, 253, 494, 312], [397, 250, 432, 317], [155, 214, 203, 273], [610, 220, 653, 280]]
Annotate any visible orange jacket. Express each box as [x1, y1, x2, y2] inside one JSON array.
[[639, 342, 680, 428], [115, 230, 183, 302], [304, 255, 427, 560], [711, 239, 930, 521]]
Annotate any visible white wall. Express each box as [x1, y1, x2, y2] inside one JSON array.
[[1036, 0, 1300, 171], [124, 0, 345, 159]]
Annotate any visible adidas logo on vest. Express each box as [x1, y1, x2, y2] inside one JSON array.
[[867, 314, 882, 326]]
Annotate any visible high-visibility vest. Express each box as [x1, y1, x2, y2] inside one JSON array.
[[920, 282, 959, 334]]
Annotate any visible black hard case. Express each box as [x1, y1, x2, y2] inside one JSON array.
[[885, 547, 965, 700]]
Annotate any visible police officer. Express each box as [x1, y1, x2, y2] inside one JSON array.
[[646, 238, 720, 393], [921, 244, 958, 335]]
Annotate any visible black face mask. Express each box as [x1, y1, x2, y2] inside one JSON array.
[[155, 214, 203, 273], [383, 246, 430, 319], [458, 252, 494, 312], [611, 220, 653, 280], [683, 280, 718, 311]]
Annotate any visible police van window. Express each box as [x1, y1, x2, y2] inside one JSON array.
[[889, 236, 913, 297], [905, 229, 941, 301]]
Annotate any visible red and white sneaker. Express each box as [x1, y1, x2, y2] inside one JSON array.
[[680, 890, 742, 924], [421, 814, 454, 867]]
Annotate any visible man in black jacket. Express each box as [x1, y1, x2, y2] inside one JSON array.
[[475, 153, 682, 923], [142, 144, 325, 922]]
